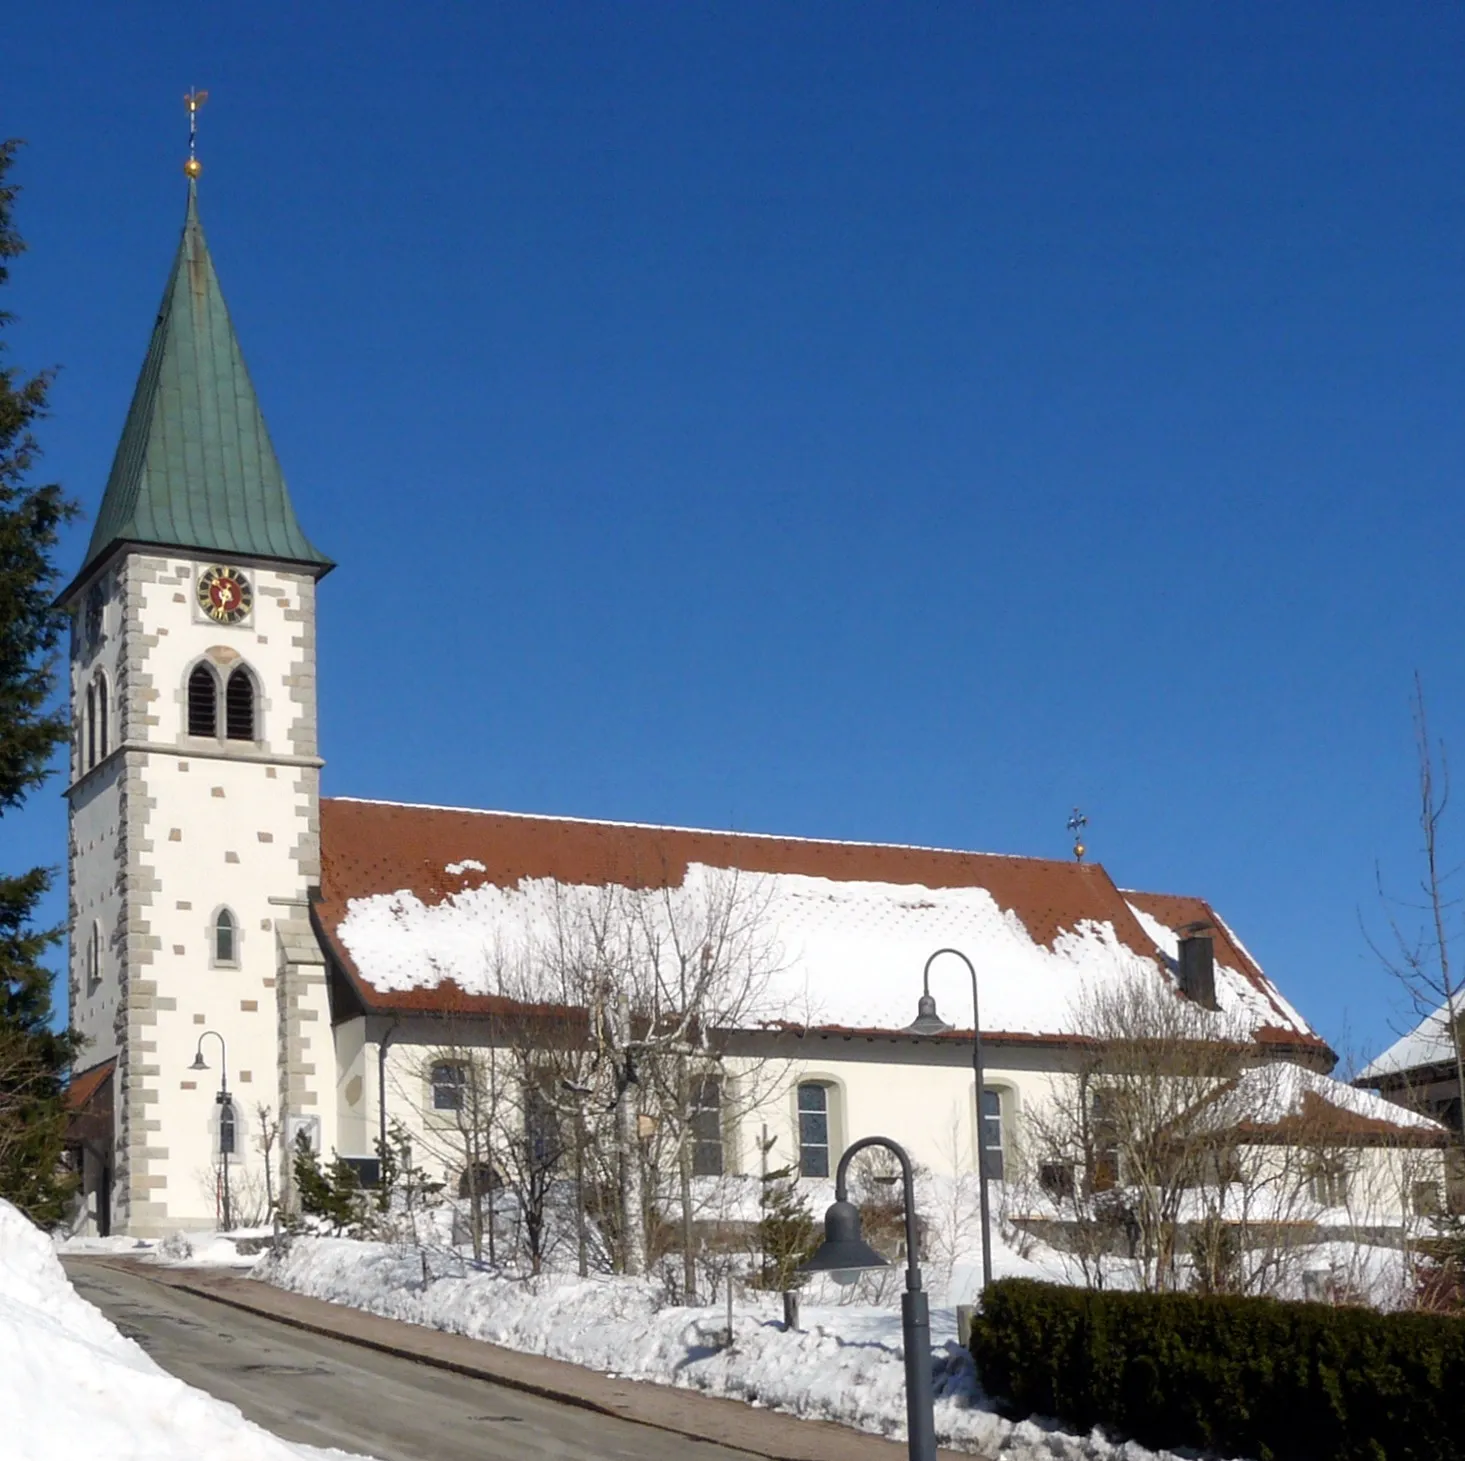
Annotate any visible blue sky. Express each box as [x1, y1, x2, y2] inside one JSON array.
[[8, 3, 1465, 1065]]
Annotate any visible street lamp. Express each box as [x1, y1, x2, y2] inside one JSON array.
[[189, 1030, 233, 1232], [800, 1135, 936, 1461], [906, 947, 993, 1290]]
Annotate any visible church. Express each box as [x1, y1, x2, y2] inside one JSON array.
[[61, 174, 1440, 1239]]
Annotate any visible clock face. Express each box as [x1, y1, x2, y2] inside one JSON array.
[[197, 565, 253, 624]]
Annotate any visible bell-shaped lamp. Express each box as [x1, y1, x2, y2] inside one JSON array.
[[905, 991, 953, 1038], [799, 1200, 890, 1287], [189, 1051, 209, 1071]]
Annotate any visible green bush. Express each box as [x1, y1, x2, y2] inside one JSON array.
[[970, 1278, 1465, 1461]]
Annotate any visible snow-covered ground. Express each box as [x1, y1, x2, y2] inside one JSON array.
[[0, 1200, 374, 1461], [256, 1232, 1237, 1460], [57, 1229, 264, 1267]]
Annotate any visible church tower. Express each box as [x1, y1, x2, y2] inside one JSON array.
[[60, 166, 334, 1235]]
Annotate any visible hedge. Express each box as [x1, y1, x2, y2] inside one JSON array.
[[970, 1278, 1465, 1461]]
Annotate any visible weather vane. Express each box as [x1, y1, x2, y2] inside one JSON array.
[[184, 88, 209, 179], [1066, 807, 1089, 863]]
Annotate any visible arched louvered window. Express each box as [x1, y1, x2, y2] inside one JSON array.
[[213, 908, 237, 966], [188, 665, 218, 737], [95, 672, 109, 760], [225, 668, 255, 741]]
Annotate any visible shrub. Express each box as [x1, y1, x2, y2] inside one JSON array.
[[971, 1278, 1465, 1461]]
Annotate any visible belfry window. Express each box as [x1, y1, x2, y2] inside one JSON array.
[[212, 908, 237, 966], [226, 668, 255, 741], [96, 672, 109, 759], [188, 666, 218, 737]]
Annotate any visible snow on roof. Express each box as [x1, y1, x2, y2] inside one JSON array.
[[1360, 1003, 1461, 1081], [316, 798, 1323, 1048], [1235, 1063, 1446, 1137], [1124, 899, 1312, 1041]]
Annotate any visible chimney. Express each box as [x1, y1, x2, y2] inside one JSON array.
[[1176, 922, 1217, 1010]]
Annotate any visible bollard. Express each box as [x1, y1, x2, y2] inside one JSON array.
[[782, 1289, 800, 1332]]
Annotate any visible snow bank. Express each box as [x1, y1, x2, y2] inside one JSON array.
[[0, 1200, 369, 1461], [258, 1236, 1244, 1460]]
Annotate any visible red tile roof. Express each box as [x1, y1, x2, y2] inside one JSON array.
[[65, 1057, 115, 1110], [315, 797, 1327, 1057]]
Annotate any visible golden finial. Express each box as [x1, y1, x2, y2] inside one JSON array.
[[184, 88, 209, 178]]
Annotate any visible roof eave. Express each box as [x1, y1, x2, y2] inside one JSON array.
[[55, 537, 336, 610]]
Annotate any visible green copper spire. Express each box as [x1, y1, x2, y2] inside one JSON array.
[[79, 181, 331, 579]]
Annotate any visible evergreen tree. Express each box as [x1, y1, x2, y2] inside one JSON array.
[[751, 1133, 817, 1291], [291, 1131, 368, 1236], [0, 139, 82, 1225]]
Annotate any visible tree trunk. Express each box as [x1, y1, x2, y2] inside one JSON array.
[[679, 1060, 696, 1302], [616, 1070, 645, 1274], [614, 992, 647, 1275]]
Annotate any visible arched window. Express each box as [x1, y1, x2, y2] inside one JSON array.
[[690, 1075, 724, 1177], [219, 1099, 236, 1157], [86, 922, 102, 993], [95, 671, 109, 760], [979, 1088, 1005, 1181], [797, 1082, 831, 1178], [188, 665, 218, 737], [225, 668, 255, 741], [212, 908, 237, 966], [84, 682, 97, 771]]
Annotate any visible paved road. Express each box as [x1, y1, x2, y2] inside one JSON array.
[[66, 1260, 756, 1461]]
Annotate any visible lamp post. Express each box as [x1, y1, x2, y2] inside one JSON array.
[[906, 947, 993, 1291], [800, 1135, 935, 1461], [189, 1030, 232, 1232]]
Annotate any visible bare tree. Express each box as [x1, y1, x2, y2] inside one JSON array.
[[1369, 676, 1465, 1145], [1020, 973, 1275, 1293], [513, 866, 784, 1275], [254, 1103, 280, 1219]]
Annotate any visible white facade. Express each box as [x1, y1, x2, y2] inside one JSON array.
[[67, 549, 331, 1235]]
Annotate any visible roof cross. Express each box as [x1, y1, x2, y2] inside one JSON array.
[[184, 88, 208, 179]]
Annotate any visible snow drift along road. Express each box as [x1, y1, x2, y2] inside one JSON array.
[[0, 1201, 370, 1461]]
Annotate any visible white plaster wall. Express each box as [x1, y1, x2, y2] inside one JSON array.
[[67, 559, 129, 1065], [356, 1024, 1060, 1190], [68, 765, 123, 1067], [86, 554, 323, 1230], [335, 1018, 369, 1157]]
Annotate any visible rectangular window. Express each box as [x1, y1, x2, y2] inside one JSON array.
[[525, 1081, 561, 1170], [1309, 1162, 1351, 1208], [431, 1061, 466, 1111], [980, 1088, 1004, 1181], [1038, 1162, 1075, 1200], [690, 1076, 724, 1177], [798, 1083, 829, 1179], [1089, 1089, 1120, 1191]]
